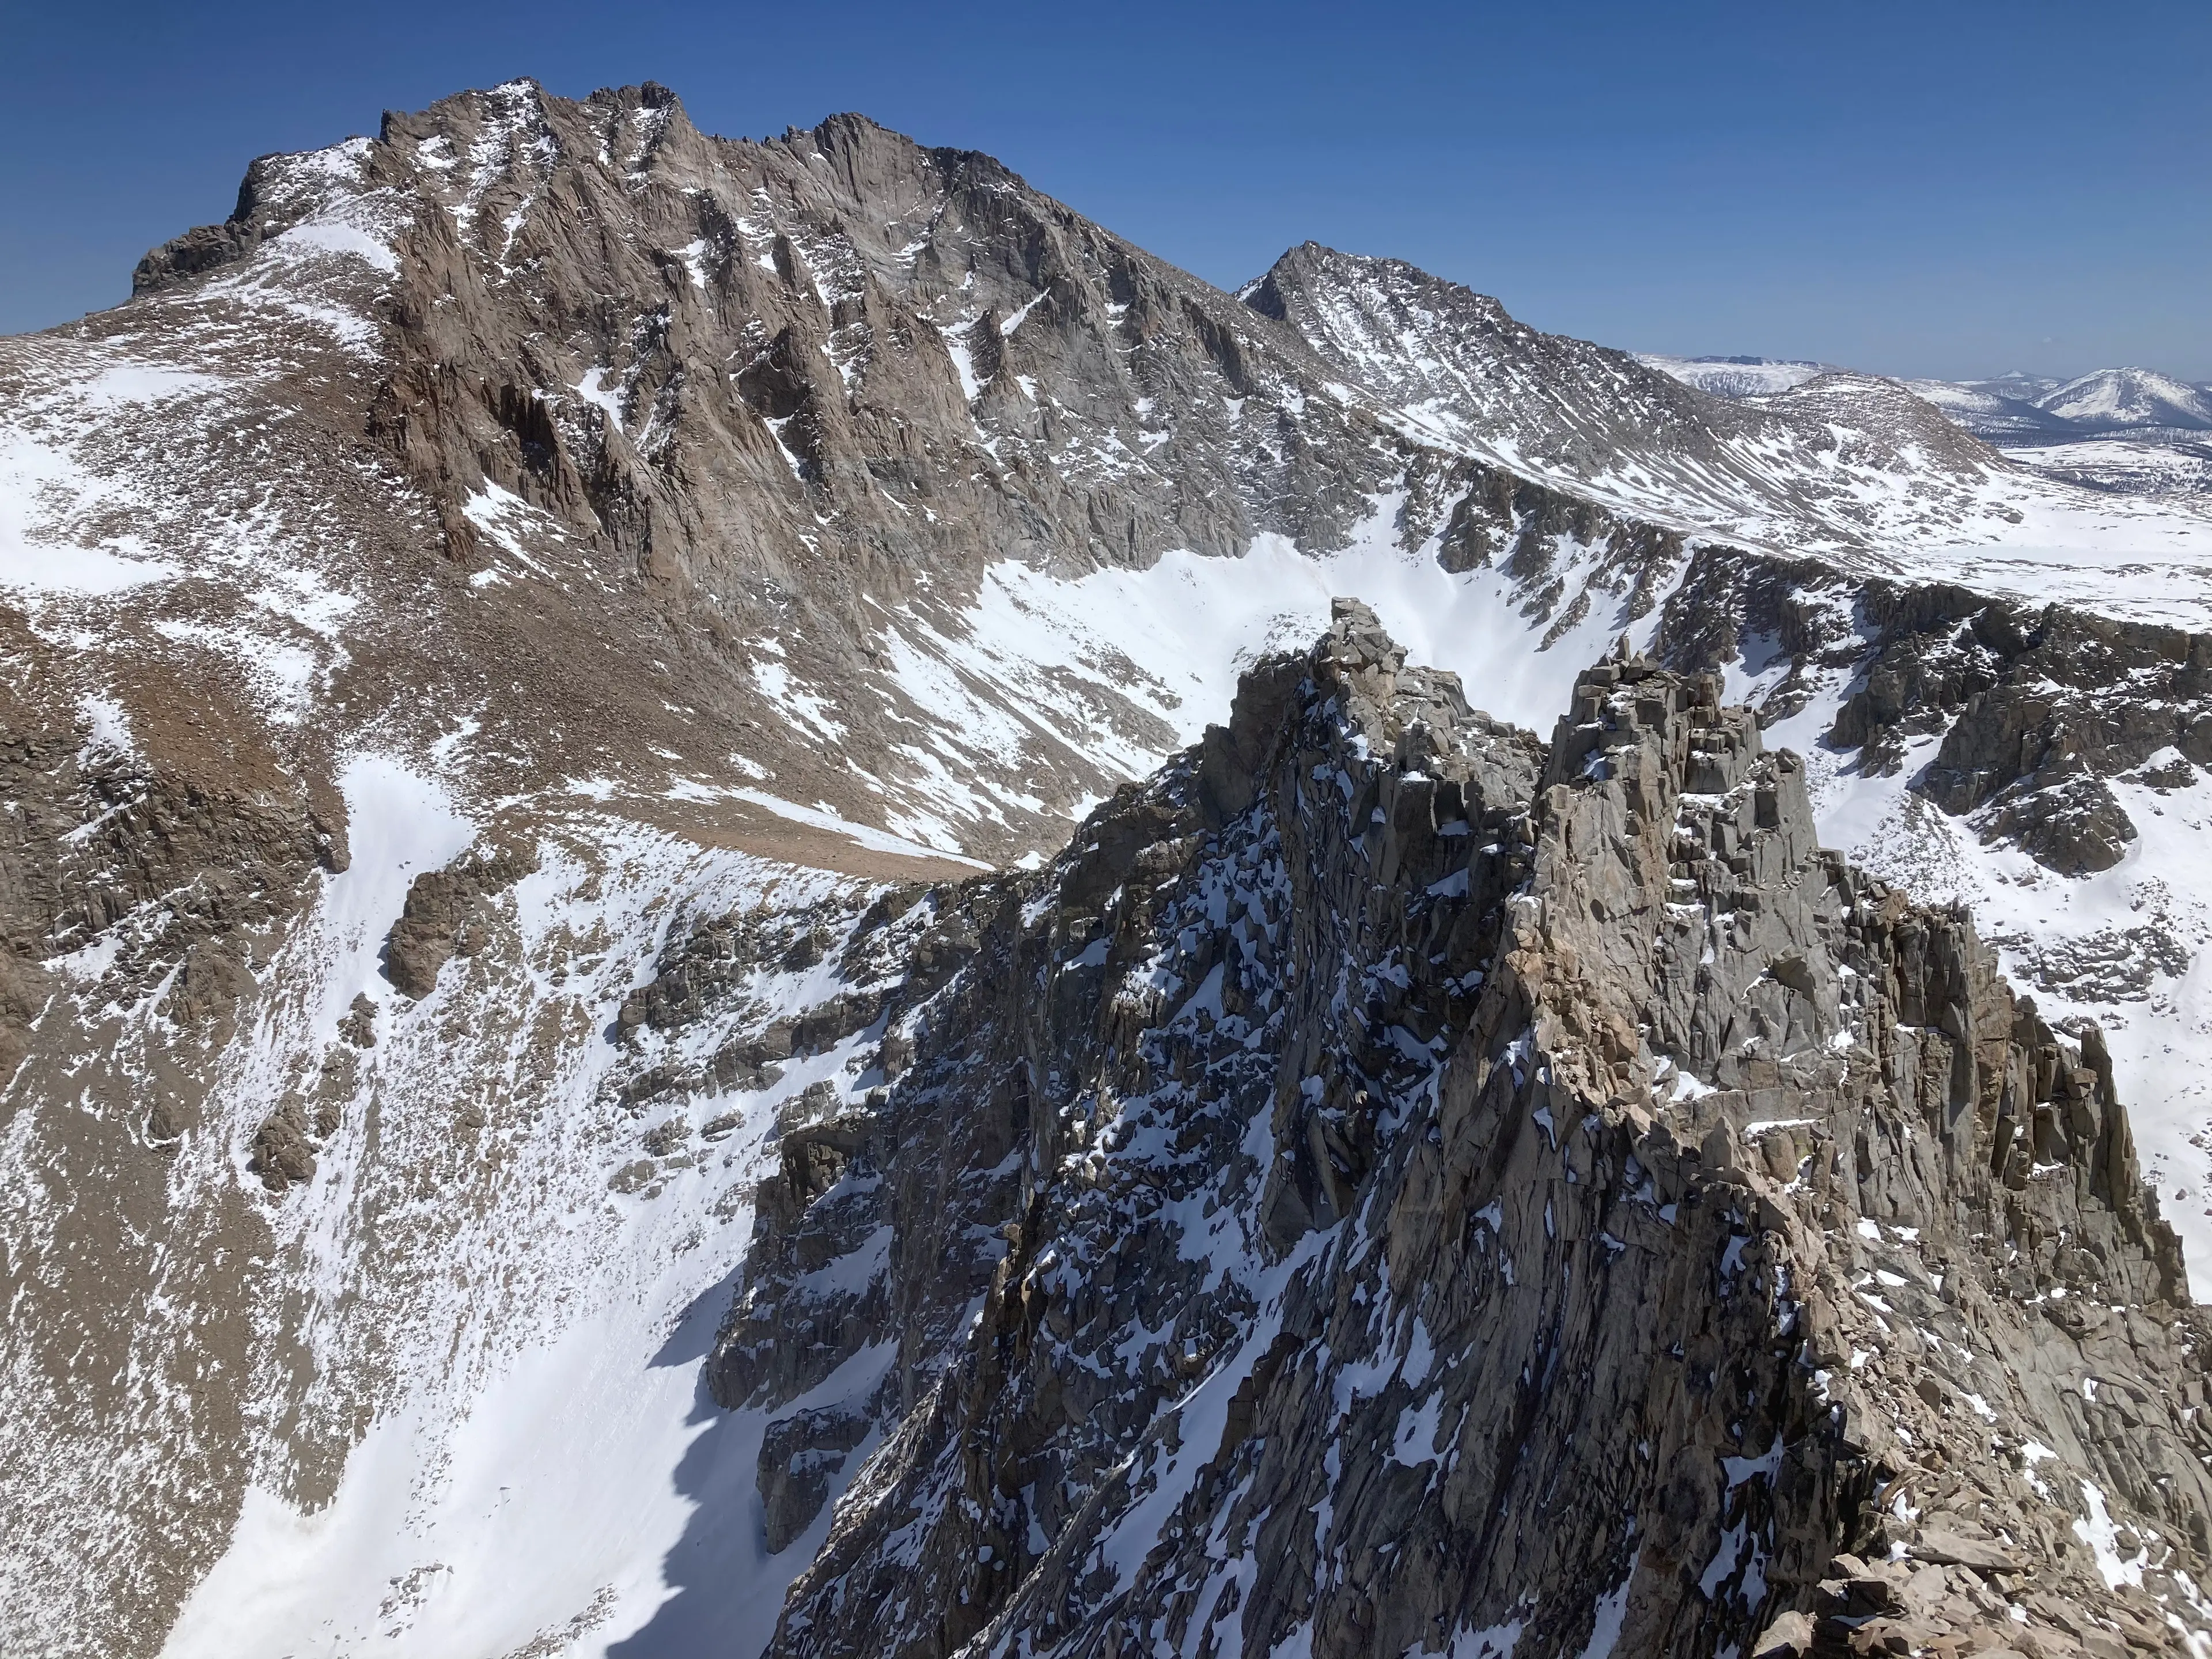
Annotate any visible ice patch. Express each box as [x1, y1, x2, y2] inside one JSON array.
[[999, 291, 1047, 336], [0, 423, 183, 597], [77, 695, 134, 760], [574, 367, 627, 430], [1577, 1549, 1640, 1659], [321, 756, 473, 1006]]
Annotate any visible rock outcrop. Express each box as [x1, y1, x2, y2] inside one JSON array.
[[1659, 547, 2212, 880], [714, 603, 2210, 1658], [381, 846, 538, 998]]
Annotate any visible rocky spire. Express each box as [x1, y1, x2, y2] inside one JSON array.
[[704, 609, 2207, 1659]]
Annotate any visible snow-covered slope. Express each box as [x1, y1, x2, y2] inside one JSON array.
[[158, 815, 847, 1658], [2012, 434, 2212, 499], [2039, 366, 2212, 431]]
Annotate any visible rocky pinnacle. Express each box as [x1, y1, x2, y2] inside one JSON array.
[[695, 604, 2209, 1659]]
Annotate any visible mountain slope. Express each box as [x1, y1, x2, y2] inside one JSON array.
[[2039, 367, 2212, 431], [1250, 245, 2002, 552], [1248, 245, 2212, 613], [5, 77, 2212, 1657]]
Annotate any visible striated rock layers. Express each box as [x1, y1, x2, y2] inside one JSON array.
[[703, 601, 2212, 1657]]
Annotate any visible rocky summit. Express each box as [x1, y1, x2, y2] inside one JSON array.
[[696, 603, 2210, 1659], [5, 75, 2212, 1659]]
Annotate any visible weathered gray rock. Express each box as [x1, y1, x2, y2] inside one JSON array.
[[759, 1404, 873, 1554], [245, 1105, 316, 1191], [1749, 1608, 1813, 1658], [709, 612, 2210, 1659]]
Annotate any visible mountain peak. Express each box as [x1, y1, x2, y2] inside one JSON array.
[[2037, 365, 2212, 430], [1243, 240, 1516, 330]]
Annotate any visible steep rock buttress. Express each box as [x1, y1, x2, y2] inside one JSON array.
[[695, 601, 2211, 1659]]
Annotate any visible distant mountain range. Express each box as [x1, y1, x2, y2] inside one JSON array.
[[1642, 355, 2212, 497], [1644, 357, 2212, 433]]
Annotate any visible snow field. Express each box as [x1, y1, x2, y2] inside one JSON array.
[[158, 757, 897, 1656]]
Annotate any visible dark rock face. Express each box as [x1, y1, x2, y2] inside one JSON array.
[[759, 1403, 873, 1554], [132, 218, 262, 296], [380, 847, 537, 999], [131, 140, 396, 296], [1907, 607, 2212, 876], [705, 605, 2209, 1658], [246, 1105, 317, 1190], [131, 171, 267, 294], [715, 600, 1541, 1653]]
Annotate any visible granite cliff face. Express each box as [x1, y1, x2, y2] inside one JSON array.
[[665, 604, 2209, 1658], [7, 75, 2212, 1657]]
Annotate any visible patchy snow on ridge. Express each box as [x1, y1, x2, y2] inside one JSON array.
[[1266, 249, 2212, 614]]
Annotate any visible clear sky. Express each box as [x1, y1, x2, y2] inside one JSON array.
[[3, 0, 2206, 381]]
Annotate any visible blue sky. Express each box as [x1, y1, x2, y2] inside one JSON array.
[[4, 0, 2206, 380]]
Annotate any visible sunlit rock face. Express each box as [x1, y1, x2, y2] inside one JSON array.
[[721, 607, 2210, 1659]]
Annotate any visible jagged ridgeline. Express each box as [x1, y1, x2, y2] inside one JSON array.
[[675, 603, 2211, 1658]]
